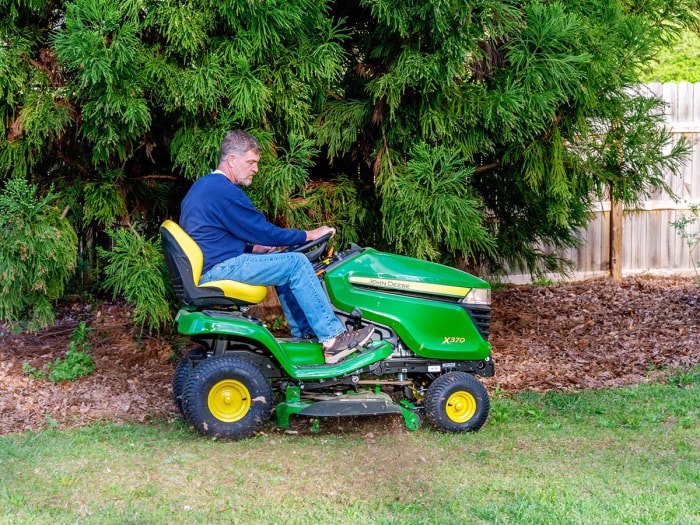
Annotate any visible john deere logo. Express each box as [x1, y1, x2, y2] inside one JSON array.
[[366, 278, 410, 289], [349, 276, 469, 298]]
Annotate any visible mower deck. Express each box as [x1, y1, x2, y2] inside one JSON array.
[[276, 387, 421, 431]]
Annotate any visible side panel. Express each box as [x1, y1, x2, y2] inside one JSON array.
[[325, 249, 491, 360], [175, 310, 394, 379]]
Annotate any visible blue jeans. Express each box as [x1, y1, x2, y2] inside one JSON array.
[[200, 252, 345, 343], [276, 283, 313, 338]]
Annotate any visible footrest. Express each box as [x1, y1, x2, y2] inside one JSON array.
[[290, 340, 393, 380]]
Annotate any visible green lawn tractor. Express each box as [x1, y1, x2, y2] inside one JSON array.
[[161, 220, 494, 440]]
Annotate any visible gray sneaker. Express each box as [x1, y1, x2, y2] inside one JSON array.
[[323, 325, 375, 364]]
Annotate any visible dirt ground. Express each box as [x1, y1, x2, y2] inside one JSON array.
[[1, 275, 699, 435]]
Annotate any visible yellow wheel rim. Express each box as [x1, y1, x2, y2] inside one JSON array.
[[445, 391, 477, 423], [208, 379, 251, 422]]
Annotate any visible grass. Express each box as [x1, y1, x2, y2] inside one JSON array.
[[1, 368, 698, 525]]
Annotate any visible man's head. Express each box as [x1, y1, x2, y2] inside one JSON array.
[[218, 130, 262, 186]]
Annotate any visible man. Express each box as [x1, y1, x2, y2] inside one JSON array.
[[180, 130, 374, 364]]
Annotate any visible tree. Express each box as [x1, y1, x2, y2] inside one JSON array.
[[321, 0, 696, 273], [1, 0, 697, 328]]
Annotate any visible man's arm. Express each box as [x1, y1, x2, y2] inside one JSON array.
[[251, 226, 335, 253]]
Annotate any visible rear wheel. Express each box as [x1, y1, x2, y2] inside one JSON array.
[[182, 355, 273, 440], [424, 372, 489, 432], [172, 346, 206, 415]]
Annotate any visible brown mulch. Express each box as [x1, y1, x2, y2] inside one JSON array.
[[1, 275, 699, 435], [483, 275, 700, 392]]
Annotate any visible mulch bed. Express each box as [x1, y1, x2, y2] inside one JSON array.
[[1, 276, 698, 435]]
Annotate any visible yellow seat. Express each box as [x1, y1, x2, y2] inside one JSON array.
[[160, 220, 267, 307]]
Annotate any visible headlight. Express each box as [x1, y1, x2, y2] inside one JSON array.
[[461, 287, 491, 305]]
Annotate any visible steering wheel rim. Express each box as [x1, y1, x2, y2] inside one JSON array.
[[278, 231, 334, 262]]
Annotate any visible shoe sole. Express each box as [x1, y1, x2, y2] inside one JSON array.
[[324, 326, 375, 364]]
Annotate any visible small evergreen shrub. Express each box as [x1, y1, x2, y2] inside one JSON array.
[[0, 179, 78, 329], [97, 227, 173, 333]]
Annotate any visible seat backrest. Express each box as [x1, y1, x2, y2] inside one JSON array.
[[160, 220, 266, 307]]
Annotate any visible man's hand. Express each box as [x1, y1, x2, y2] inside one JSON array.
[[305, 226, 336, 241], [252, 244, 277, 253]]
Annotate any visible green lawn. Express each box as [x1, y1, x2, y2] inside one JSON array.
[[1, 370, 698, 525]]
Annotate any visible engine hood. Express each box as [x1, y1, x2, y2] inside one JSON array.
[[327, 248, 489, 300]]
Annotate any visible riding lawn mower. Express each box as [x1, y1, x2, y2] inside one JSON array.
[[161, 220, 494, 440]]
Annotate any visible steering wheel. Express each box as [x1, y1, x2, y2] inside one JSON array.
[[279, 231, 334, 262]]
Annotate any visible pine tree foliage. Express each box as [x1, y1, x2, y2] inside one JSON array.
[[380, 142, 496, 262], [305, 175, 372, 250], [581, 90, 691, 205], [50, 0, 151, 165], [251, 133, 318, 222], [97, 227, 172, 333], [1, 0, 348, 328], [0, 179, 78, 328], [321, 0, 697, 273], [82, 170, 128, 227]]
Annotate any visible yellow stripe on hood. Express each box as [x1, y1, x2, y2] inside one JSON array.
[[349, 276, 469, 298]]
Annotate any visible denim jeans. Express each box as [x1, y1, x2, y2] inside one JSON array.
[[200, 252, 345, 343], [276, 283, 313, 338]]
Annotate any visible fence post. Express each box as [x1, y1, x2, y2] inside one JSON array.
[[610, 195, 623, 280]]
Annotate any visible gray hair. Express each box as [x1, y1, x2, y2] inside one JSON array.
[[219, 130, 261, 163]]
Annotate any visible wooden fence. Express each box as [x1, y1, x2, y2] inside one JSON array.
[[504, 82, 700, 284]]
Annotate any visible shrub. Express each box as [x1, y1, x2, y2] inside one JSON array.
[[97, 227, 173, 334], [0, 179, 78, 329], [670, 203, 700, 284]]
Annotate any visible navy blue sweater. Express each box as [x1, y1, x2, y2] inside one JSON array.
[[180, 172, 306, 274]]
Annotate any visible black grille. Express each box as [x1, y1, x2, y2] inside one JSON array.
[[464, 305, 491, 340]]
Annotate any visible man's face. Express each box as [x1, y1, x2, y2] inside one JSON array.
[[228, 150, 260, 186]]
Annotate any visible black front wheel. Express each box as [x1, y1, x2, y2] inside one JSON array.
[[424, 372, 489, 433], [182, 355, 273, 440]]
